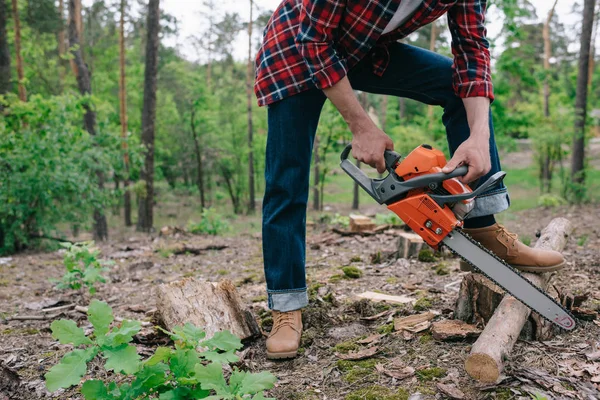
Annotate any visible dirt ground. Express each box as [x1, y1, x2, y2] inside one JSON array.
[[1, 205, 600, 400]]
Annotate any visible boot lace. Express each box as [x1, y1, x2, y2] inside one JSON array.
[[497, 224, 518, 248], [273, 312, 297, 333]]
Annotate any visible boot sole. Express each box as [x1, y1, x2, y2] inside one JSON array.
[[266, 350, 298, 360], [459, 260, 566, 274]]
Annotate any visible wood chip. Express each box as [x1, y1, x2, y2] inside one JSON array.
[[357, 334, 384, 345], [436, 383, 465, 399], [357, 292, 415, 305], [360, 310, 394, 321], [376, 363, 415, 380], [394, 312, 435, 331], [404, 320, 431, 333], [431, 320, 481, 341], [336, 346, 379, 361]]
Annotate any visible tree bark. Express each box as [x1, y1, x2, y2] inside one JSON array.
[[119, 0, 132, 227], [589, 4, 598, 88], [10, 0, 26, 101], [246, 0, 255, 214], [571, 0, 596, 200], [68, 0, 108, 241], [137, 0, 160, 233], [190, 103, 206, 209], [0, 0, 11, 96], [57, 0, 66, 89], [462, 218, 573, 383], [313, 135, 320, 211]]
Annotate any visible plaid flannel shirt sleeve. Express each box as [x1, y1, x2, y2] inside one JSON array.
[[447, 0, 494, 100], [296, 0, 348, 90]]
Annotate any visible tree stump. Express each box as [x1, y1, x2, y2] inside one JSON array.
[[349, 214, 376, 232], [397, 232, 424, 259], [155, 278, 260, 341], [455, 218, 573, 383]]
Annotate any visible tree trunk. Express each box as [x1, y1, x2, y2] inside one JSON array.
[[10, 0, 26, 101], [246, 0, 255, 214], [571, 0, 596, 200], [427, 22, 438, 125], [119, 0, 132, 227], [541, 0, 559, 193], [380, 95, 388, 132], [68, 0, 108, 241], [137, 0, 160, 233], [57, 0, 66, 89], [190, 104, 206, 209], [313, 135, 320, 211], [589, 5, 598, 88], [461, 218, 574, 383], [0, 0, 11, 96]]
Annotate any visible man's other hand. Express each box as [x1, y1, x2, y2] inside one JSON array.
[[442, 136, 491, 183], [351, 126, 394, 174]]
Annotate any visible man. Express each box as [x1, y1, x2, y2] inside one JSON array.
[[254, 0, 565, 360]]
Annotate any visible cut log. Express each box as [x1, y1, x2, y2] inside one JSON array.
[[349, 214, 376, 233], [431, 320, 481, 341], [462, 218, 573, 383], [155, 278, 260, 341], [397, 232, 424, 259], [454, 273, 505, 324]]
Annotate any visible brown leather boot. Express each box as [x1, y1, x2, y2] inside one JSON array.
[[266, 310, 302, 360], [459, 223, 565, 273]]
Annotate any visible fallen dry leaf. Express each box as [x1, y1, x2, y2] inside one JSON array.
[[394, 312, 435, 331], [376, 363, 415, 380], [357, 334, 384, 345], [360, 310, 393, 321], [404, 320, 431, 333], [336, 346, 379, 361], [436, 383, 465, 399], [587, 351, 600, 362]]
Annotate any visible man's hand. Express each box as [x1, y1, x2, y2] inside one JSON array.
[[442, 97, 492, 183], [351, 125, 394, 173], [323, 76, 393, 173], [442, 137, 490, 183]]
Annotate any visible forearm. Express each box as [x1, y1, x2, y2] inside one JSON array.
[[323, 76, 375, 135], [462, 97, 490, 141]]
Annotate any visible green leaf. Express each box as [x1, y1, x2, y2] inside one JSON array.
[[50, 319, 93, 346], [88, 300, 113, 339], [170, 349, 201, 378], [252, 393, 276, 400], [194, 362, 229, 394], [169, 323, 206, 348], [103, 344, 140, 374], [202, 350, 239, 364], [45, 347, 97, 392], [128, 363, 169, 399], [81, 380, 113, 400], [158, 387, 198, 400], [201, 331, 242, 352], [235, 371, 277, 395], [145, 346, 171, 366], [104, 320, 141, 347]]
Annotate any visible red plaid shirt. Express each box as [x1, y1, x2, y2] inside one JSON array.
[[254, 0, 493, 107]]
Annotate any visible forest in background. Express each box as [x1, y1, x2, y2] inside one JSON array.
[[1, 0, 600, 254]]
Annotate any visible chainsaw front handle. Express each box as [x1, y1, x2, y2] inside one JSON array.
[[340, 144, 471, 205]]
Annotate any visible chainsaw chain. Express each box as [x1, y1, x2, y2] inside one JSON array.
[[443, 230, 577, 330]]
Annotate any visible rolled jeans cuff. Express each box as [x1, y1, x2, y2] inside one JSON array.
[[267, 288, 308, 312], [467, 188, 510, 219]]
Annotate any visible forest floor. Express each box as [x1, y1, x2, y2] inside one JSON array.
[[1, 204, 600, 400]]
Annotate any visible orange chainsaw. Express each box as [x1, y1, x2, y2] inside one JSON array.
[[340, 144, 576, 331]]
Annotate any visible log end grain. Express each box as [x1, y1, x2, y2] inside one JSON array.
[[464, 353, 501, 383]]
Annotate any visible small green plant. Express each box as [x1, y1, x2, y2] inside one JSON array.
[[374, 213, 402, 226], [417, 249, 436, 262], [530, 394, 549, 400], [45, 300, 276, 399], [55, 242, 111, 294], [577, 235, 589, 247], [413, 297, 433, 312], [341, 266, 362, 279], [330, 213, 350, 228], [187, 208, 229, 236], [416, 367, 446, 381], [434, 262, 449, 276], [521, 235, 532, 246], [537, 194, 567, 208]]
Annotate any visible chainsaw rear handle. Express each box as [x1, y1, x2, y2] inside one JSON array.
[[340, 144, 469, 204]]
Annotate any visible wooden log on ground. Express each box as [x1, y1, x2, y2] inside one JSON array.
[[155, 278, 260, 341], [349, 214, 376, 232], [397, 232, 424, 259], [462, 218, 573, 383]]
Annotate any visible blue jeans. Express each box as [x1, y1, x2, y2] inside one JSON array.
[[262, 42, 510, 312]]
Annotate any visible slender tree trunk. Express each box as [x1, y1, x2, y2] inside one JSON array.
[[427, 22, 438, 125], [541, 0, 559, 193], [57, 0, 66, 89], [246, 0, 256, 214], [0, 0, 11, 96], [571, 0, 596, 200], [589, 5, 598, 88], [313, 135, 320, 211], [68, 0, 108, 240], [137, 0, 160, 232], [119, 0, 132, 226], [190, 104, 206, 209], [10, 0, 25, 101]]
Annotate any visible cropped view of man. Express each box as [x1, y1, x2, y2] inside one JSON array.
[[254, 0, 566, 360]]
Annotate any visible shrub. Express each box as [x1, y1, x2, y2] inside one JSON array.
[[187, 208, 229, 235], [537, 194, 567, 208], [55, 242, 111, 294], [45, 300, 277, 399]]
